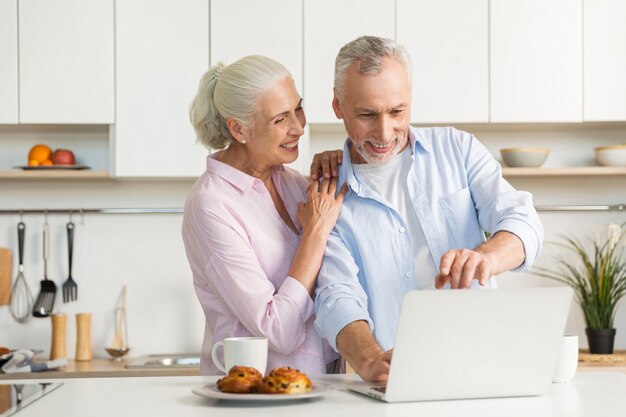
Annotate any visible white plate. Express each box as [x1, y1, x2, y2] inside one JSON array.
[[14, 165, 90, 170], [192, 382, 333, 402]]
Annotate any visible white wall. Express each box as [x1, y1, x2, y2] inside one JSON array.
[[0, 180, 204, 359], [1, 124, 626, 360]]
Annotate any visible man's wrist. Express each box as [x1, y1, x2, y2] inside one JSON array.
[[336, 320, 383, 373]]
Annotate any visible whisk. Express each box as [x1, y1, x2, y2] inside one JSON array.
[[10, 222, 34, 323]]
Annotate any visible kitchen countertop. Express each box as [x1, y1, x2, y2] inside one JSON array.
[[2, 357, 622, 381], [2, 372, 626, 417], [0, 358, 199, 380]]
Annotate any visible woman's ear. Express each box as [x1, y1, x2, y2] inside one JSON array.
[[226, 118, 247, 144]]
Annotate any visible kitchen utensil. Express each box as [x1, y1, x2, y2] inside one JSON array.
[[9, 222, 34, 323], [32, 220, 56, 317], [112, 285, 127, 349], [106, 285, 130, 360], [0, 247, 12, 305], [62, 222, 78, 303]]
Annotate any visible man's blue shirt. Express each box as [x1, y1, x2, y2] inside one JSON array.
[[314, 126, 543, 351]]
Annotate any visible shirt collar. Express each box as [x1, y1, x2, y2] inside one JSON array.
[[409, 126, 432, 154], [339, 126, 431, 193], [205, 153, 285, 193]]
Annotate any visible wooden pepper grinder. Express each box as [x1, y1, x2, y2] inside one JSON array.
[[75, 313, 93, 361], [50, 313, 67, 360]]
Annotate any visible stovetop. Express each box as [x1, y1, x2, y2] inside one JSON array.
[[0, 382, 63, 417]]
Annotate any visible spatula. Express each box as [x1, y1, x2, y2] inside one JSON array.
[[32, 220, 56, 317]]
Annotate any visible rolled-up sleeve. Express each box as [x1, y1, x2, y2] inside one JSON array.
[[314, 228, 373, 352], [464, 133, 544, 271]]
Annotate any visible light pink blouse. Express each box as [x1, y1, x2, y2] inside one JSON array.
[[182, 154, 334, 375]]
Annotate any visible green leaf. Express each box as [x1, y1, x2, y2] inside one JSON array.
[[532, 226, 626, 329]]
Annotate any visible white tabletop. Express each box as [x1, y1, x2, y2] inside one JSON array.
[[4, 372, 625, 417]]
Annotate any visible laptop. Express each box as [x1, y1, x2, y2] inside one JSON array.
[[347, 287, 572, 402]]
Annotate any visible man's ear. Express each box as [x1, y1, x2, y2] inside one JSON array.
[[226, 118, 246, 143], [332, 89, 343, 120]]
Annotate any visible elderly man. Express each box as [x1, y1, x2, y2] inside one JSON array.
[[313, 36, 543, 382]]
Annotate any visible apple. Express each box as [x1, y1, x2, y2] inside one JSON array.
[[52, 149, 76, 165]]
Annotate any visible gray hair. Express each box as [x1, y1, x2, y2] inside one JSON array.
[[334, 36, 412, 101], [190, 55, 292, 149]]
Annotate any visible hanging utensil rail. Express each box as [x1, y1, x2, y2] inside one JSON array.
[[0, 208, 184, 215], [0, 205, 624, 216]]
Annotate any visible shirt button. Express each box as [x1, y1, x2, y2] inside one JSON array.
[[405, 272, 412, 277], [399, 227, 406, 233]]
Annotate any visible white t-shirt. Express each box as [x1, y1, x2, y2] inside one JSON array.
[[352, 147, 438, 289]]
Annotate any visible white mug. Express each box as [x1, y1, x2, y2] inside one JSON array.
[[553, 334, 578, 383], [211, 336, 268, 374]]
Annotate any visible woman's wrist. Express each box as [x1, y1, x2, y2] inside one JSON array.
[[300, 227, 329, 245]]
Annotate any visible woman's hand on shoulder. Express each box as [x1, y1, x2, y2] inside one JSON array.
[[298, 177, 348, 238], [310, 150, 342, 181]]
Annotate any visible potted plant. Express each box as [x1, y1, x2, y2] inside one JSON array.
[[534, 223, 626, 354]]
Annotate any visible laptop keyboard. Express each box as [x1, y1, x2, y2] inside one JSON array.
[[372, 386, 386, 393]]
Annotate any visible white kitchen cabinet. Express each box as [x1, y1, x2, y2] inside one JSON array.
[[0, 0, 18, 124], [490, 0, 582, 122], [584, 0, 626, 121], [303, 0, 395, 124], [113, 0, 209, 177], [397, 0, 488, 123], [210, 0, 307, 173], [18, 0, 114, 124], [210, 0, 302, 92]]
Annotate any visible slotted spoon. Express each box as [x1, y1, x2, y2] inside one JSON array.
[[32, 220, 56, 317]]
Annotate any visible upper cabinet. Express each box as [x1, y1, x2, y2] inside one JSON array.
[[0, 0, 18, 124], [303, 0, 395, 124], [18, 0, 114, 124], [210, 0, 303, 92], [210, 0, 305, 172], [113, 0, 208, 177], [490, 0, 582, 122], [584, 0, 626, 121], [397, 0, 489, 124]]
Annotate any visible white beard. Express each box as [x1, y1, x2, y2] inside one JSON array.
[[355, 135, 407, 166]]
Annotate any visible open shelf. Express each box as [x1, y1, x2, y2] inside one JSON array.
[[0, 169, 111, 180], [502, 166, 626, 177]]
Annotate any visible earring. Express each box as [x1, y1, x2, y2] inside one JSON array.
[[241, 140, 247, 144]]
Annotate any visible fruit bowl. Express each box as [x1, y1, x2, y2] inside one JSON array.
[[500, 148, 550, 168], [594, 144, 626, 167]]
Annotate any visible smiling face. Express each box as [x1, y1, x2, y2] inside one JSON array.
[[333, 57, 411, 165], [242, 77, 306, 169]]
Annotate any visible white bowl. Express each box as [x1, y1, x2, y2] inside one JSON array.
[[500, 148, 550, 168], [594, 144, 626, 167]]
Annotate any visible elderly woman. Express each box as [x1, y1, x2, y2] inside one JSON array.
[[182, 55, 346, 375]]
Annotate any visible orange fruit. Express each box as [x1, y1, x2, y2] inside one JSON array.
[[28, 159, 40, 166], [28, 144, 53, 164], [41, 159, 53, 166]]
